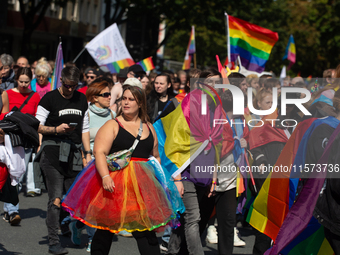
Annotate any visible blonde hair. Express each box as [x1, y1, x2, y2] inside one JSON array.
[[246, 74, 259, 85], [35, 57, 51, 78], [253, 88, 272, 110]]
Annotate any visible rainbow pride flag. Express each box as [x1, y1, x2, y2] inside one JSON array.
[[265, 118, 340, 255], [51, 42, 64, 90], [102, 58, 135, 74], [137, 57, 155, 71], [283, 34, 296, 64], [153, 89, 222, 178], [227, 14, 278, 73], [247, 117, 339, 254], [182, 26, 195, 70]]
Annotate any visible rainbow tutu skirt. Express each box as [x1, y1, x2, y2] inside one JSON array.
[[61, 156, 185, 233]]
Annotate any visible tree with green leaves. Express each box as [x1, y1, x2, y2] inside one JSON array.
[[18, 0, 70, 56]]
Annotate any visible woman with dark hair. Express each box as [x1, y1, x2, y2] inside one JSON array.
[[62, 84, 183, 255], [86, 79, 116, 151], [2, 67, 39, 225], [147, 73, 175, 123]]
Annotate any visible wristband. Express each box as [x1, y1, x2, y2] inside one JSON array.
[[84, 150, 92, 155], [212, 181, 217, 185], [174, 179, 182, 182], [102, 175, 110, 179]]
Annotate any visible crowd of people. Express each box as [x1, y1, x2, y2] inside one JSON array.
[[0, 51, 340, 255]]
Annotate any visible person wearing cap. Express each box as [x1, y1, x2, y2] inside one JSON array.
[[78, 68, 100, 95], [127, 64, 146, 80]]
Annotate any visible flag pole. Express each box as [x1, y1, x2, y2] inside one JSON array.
[[194, 53, 197, 68], [225, 12, 231, 65], [73, 48, 86, 63]]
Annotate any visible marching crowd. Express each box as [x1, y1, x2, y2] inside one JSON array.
[[0, 52, 340, 255]]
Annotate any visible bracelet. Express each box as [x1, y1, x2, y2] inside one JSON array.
[[212, 181, 217, 185], [54, 127, 57, 135], [174, 179, 182, 182], [102, 175, 110, 179]]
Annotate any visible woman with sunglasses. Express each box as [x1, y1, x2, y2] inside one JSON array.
[[30, 57, 52, 98]]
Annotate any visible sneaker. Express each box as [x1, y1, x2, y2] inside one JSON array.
[[234, 227, 246, 247], [117, 230, 132, 237], [160, 240, 168, 252], [86, 240, 92, 253], [26, 191, 39, 197], [9, 212, 21, 226], [48, 243, 68, 254], [206, 225, 218, 244], [2, 212, 9, 223], [69, 221, 82, 245]]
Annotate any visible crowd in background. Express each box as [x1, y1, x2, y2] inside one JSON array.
[[0, 51, 340, 255]]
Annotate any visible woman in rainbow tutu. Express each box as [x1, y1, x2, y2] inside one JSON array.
[[62, 84, 184, 255]]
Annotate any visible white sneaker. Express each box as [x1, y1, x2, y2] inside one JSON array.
[[206, 225, 218, 244], [234, 227, 246, 247]]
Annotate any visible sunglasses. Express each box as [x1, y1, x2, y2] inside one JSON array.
[[86, 75, 96, 79], [37, 75, 47, 79], [97, 92, 111, 98], [62, 82, 77, 89]]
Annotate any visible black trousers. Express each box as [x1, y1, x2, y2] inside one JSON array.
[[324, 227, 340, 255], [91, 229, 160, 255], [215, 188, 236, 255], [253, 228, 272, 255]]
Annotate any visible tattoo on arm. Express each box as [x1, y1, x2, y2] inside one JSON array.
[[38, 125, 56, 135]]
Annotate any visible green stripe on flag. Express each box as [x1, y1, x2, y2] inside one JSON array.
[[230, 37, 270, 60]]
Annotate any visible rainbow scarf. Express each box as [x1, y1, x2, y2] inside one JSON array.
[[153, 89, 222, 178], [228, 15, 278, 73], [137, 57, 155, 72]]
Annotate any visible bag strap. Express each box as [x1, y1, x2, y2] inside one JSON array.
[[18, 92, 35, 111], [131, 120, 143, 150]]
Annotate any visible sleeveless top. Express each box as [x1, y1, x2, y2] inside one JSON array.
[[109, 120, 154, 159]]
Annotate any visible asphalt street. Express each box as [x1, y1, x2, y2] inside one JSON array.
[[0, 190, 255, 255]]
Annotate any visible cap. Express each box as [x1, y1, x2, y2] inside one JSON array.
[[85, 68, 100, 76], [123, 78, 143, 89], [128, 64, 145, 74], [118, 67, 129, 78]]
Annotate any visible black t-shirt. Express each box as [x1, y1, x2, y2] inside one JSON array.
[[38, 90, 88, 176]]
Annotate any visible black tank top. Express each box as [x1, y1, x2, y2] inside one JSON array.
[[109, 120, 154, 159]]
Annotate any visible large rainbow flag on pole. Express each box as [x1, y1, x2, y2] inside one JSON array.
[[86, 23, 135, 73], [51, 42, 64, 90], [226, 13, 278, 73], [182, 26, 195, 70], [137, 57, 155, 72]]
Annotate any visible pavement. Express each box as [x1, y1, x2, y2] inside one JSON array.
[[0, 190, 255, 255]]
